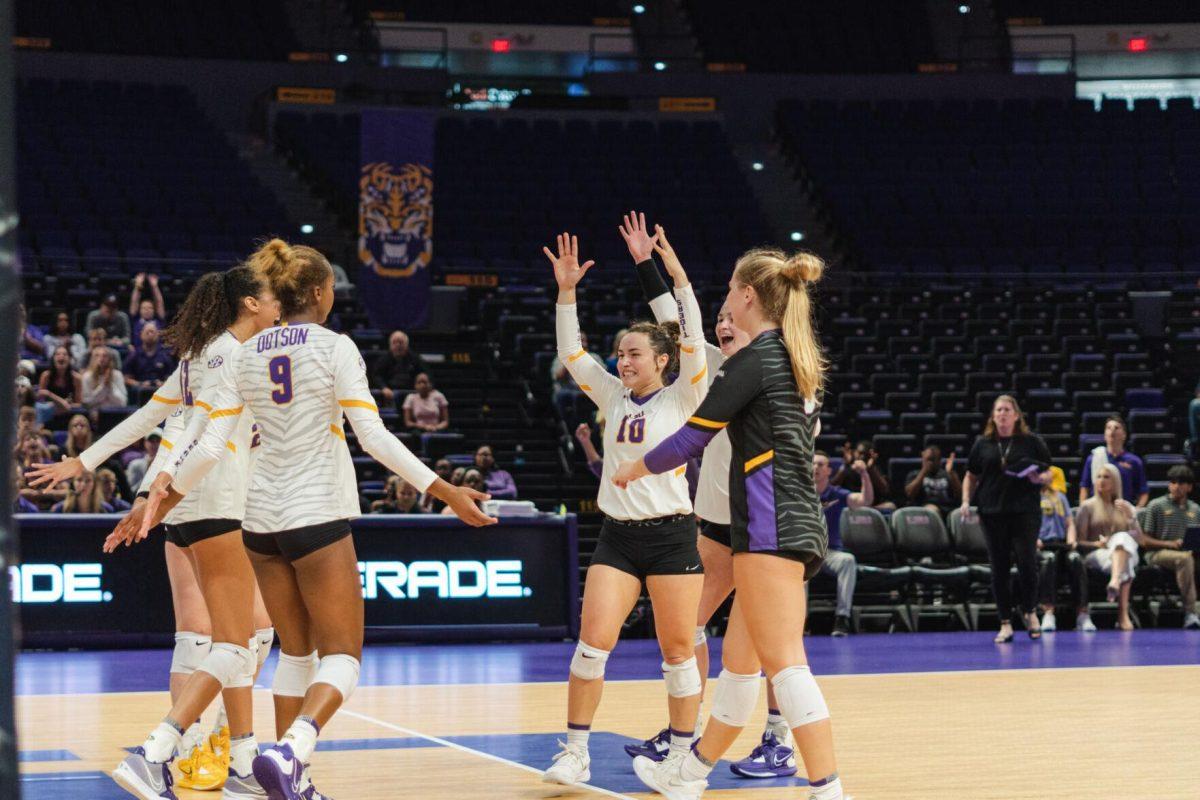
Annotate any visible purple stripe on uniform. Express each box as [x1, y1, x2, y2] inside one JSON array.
[[745, 465, 778, 551], [630, 388, 662, 406], [567, 722, 591, 731], [669, 728, 694, 738], [644, 424, 716, 475]]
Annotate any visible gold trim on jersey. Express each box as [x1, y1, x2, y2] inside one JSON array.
[[330, 424, 346, 441], [579, 384, 592, 391], [339, 399, 378, 412], [744, 449, 774, 472], [194, 399, 213, 413], [151, 394, 180, 404], [688, 415, 727, 430], [210, 406, 244, 419], [680, 344, 696, 354], [161, 439, 174, 450], [673, 465, 687, 476], [226, 442, 237, 453], [689, 366, 707, 385], [567, 349, 589, 363]]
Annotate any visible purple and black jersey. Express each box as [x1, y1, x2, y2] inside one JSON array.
[[644, 329, 827, 576]]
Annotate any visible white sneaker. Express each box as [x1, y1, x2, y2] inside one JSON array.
[[543, 741, 590, 785], [1041, 611, 1056, 632], [1183, 613, 1200, 630], [633, 754, 707, 800], [1077, 613, 1097, 632]]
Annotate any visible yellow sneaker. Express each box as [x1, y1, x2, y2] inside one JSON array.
[[175, 745, 200, 789], [184, 740, 228, 791], [211, 725, 231, 769]]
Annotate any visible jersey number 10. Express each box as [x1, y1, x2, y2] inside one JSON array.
[[269, 356, 293, 404], [616, 416, 645, 444]]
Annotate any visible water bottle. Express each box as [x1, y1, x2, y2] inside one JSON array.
[[514, 443, 525, 467]]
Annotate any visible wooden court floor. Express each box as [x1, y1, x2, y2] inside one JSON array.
[[17, 664, 1200, 799]]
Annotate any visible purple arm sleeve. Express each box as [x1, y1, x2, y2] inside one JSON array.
[[588, 459, 604, 479], [644, 425, 717, 475]]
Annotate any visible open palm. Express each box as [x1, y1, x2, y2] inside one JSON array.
[[543, 232, 595, 290]]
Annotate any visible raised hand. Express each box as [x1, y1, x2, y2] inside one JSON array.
[[651, 224, 687, 286], [447, 486, 498, 527], [26, 456, 84, 489], [945, 451, 956, 470], [543, 232, 595, 292], [574, 423, 591, 445], [618, 210, 659, 263]]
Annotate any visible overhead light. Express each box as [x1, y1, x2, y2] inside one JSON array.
[[751, 161, 764, 171], [790, 231, 805, 242], [335, 53, 348, 63], [654, 61, 666, 71], [633, 4, 646, 13], [300, 224, 315, 234], [958, 4, 970, 13]]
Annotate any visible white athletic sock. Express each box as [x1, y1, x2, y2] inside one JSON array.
[[213, 704, 228, 733], [809, 774, 843, 799], [668, 728, 694, 757], [566, 724, 590, 751], [178, 720, 204, 757], [680, 749, 713, 782], [143, 720, 183, 763], [281, 717, 320, 764], [230, 734, 259, 776], [765, 708, 788, 740]]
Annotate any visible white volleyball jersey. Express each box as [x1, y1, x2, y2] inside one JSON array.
[[167, 323, 436, 533], [556, 284, 709, 520], [141, 331, 257, 524], [693, 344, 731, 525]]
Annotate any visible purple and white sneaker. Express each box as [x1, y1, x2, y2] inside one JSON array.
[[111, 746, 177, 799], [300, 764, 333, 800], [623, 727, 671, 762], [729, 732, 797, 779], [252, 744, 305, 800]]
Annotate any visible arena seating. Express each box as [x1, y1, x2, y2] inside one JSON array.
[[995, 1, 1200, 25], [15, 0, 299, 59], [347, 0, 629, 26], [683, 0, 937, 73]]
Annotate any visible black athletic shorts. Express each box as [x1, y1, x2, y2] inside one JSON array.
[[163, 518, 242, 548], [242, 519, 353, 562], [590, 514, 702, 579], [699, 520, 732, 548]]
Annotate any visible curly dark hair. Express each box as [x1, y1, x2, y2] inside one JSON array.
[[161, 266, 265, 359]]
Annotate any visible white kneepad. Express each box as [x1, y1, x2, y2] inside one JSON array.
[[568, 641, 609, 680], [661, 657, 702, 698], [710, 669, 760, 727], [197, 642, 256, 689], [771, 665, 829, 728], [273, 650, 319, 698], [254, 628, 275, 668], [171, 631, 211, 676], [694, 626, 707, 647], [313, 654, 361, 702]]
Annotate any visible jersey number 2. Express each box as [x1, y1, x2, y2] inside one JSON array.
[[269, 356, 293, 404], [616, 417, 645, 444]]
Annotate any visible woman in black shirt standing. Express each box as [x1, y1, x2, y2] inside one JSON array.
[[961, 394, 1054, 643]]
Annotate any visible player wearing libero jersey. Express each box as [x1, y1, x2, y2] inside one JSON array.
[[35, 267, 282, 800], [540, 218, 709, 788], [125, 239, 496, 800], [615, 249, 849, 800]]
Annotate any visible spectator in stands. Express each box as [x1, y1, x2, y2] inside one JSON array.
[[329, 261, 355, 298], [36, 345, 81, 424], [372, 330, 428, 406], [1188, 379, 1200, 457], [123, 322, 175, 404], [129, 273, 167, 341], [419, 458, 453, 513], [42, 311, 88, 367], [16, 406, 46, 444], [551, 331, 603, 420], [85, 294, 132, 348], [61, 413, 133, 502], [15, 432, 63, 509], [904, 446, 961, 517], [86, 326, 123, 369], [1079, 415, 1148, 508], [49, 471, 112, 514], [604, 328, 628, 374], [13, 471, 38, 514], [96, 467, 131, 512], [125, 430, 161, 492], [834, 440, 894, 511], [441, 468, 486, 514], [17, 304, 45, 360], [1139, 465, 1200, 630], [370, 476, 421, 514], [814, 449, 873, 637], [402, 372, 449, 433], [961, 394, 1054, 643], [575, 422, 604, 479], [1035, 466, 1087, 633], [81, 347, 128, 410], [474, 444, 517, 500], [1074, 464, 1142, 631]]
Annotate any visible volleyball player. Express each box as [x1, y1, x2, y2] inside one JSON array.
[[623, 247, 801, 779], [540, 219, 709, 787], [122, 239, 496, 800], [614, 249, 848, 800], [29, 267, 281, 795]]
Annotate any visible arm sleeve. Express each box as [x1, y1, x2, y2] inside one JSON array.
[[635, 258, 676, 324], [139, 406, 187, 494], [168, 355, 244, 495], [1079, 455, 1094, 491], [667, 283, 709, 411], [644, 347, 762, 474], [334, 336, 437, 492], [555, 303, 622, 409], [78, 363, 184, 472]]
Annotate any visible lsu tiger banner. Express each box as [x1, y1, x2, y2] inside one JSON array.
[[358, 109, 435, 330]]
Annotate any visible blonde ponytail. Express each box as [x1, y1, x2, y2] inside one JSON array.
[[245, 237, 332, 317], [733, 248, 827, 401]]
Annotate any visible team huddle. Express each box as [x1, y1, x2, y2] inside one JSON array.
[[29, 212, 844, 800]]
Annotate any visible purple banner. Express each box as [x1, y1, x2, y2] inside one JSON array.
[[357, 109, 435, 330]]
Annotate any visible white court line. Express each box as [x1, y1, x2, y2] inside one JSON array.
[[339, 708, 635, 800]]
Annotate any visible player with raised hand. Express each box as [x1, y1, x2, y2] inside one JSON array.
[[540, 219, 710, 788]]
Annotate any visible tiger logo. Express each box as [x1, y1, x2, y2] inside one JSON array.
[[358, 161, 433, 278]]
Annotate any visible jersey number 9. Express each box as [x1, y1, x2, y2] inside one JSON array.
[[269, 356, 293, 404]]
